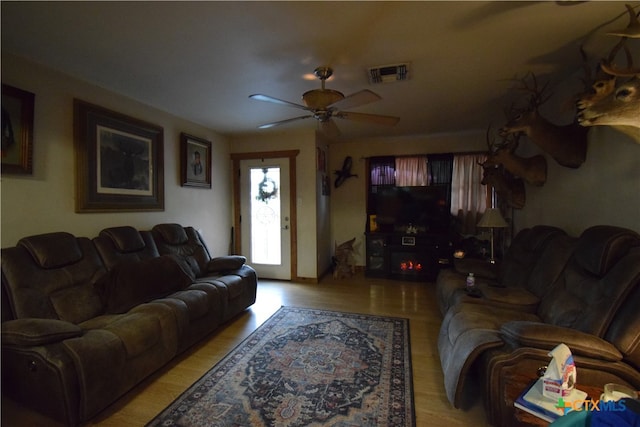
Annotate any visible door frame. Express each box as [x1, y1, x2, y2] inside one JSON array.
[[231, 150, 299, 281]]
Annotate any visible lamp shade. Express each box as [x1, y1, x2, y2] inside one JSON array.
[[477, 208, 508, 228]]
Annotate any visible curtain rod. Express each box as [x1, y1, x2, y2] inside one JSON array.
[[360, 150, 486, 160]]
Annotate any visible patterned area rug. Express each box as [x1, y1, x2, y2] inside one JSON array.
[[147, 306, 415, 427]]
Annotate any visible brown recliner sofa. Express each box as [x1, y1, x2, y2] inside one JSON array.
[[437, 225, 572, 315], [435, 225, 640, 425], [1, 224, 257, 426]]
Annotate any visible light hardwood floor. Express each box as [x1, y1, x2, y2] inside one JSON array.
[[2, 273, 491, 426]]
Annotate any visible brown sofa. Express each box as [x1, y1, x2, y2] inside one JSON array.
[[1, 223, 257, 426], [435, 225, 640, 426]]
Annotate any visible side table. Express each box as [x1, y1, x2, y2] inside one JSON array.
[[506, 373, 602, 427]]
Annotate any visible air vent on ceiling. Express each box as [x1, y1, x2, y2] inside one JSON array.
[[368, 63, 410, 84]]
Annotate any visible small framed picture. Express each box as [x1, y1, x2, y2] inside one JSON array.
[[180, 133, 211, 188], [2, 83, 35, 175]]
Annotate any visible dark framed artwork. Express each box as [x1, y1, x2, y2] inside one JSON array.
[[2, 83, 34, 175], [180, 133, 211, 188], [74, 99, 164, 212]]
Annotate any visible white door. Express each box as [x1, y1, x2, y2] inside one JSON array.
[[240, 158, 291, 280]]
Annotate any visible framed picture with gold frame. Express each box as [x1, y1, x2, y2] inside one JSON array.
[[180, 133, 211, 188], [74, 99, 164, 212], [1, 83, 34, 175]]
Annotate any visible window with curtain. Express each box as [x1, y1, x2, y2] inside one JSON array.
[[450, 153, 488, 235], [368, 153, 485, 235], [370, 156, 395, 185], [395, 156, 428, 186]]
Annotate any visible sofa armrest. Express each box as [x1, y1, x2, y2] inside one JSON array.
[[500, 321, 622, 361], [2, 318, 82, 346], [207, 255, 246, 272]]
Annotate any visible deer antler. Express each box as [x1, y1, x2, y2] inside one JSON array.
[[516, 72, 552, 111], [606, 4, 640, 38], [600, 36, 640, 76]]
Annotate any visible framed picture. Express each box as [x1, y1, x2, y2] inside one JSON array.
[[180, 133, 211, 188], [74, 99, 164, 212], [2, 84, 34, 175]]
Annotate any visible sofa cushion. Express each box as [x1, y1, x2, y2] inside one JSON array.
[[536, 226, 640, 337], [153, 223, 189, 245], [99, 226, 146, 253], [183, 256, 201, 278], [49, 283, 106, 324], [97, 255, 193, 314], [19, 232, 82, 269]]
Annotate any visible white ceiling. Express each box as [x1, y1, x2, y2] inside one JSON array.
[[2, 1, 638, 140]]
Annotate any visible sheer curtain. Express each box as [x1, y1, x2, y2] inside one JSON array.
[[450, 154, 488, 235], [370, 157, 396, 185], [395, 156, 428, 186]]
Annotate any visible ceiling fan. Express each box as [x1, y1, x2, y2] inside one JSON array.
[[249, 66, 400, 137]]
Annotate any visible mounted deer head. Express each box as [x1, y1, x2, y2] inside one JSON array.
[[578, 77, 640, 144], [479, 161, 526, 210], [577, 77, 640, 136], [577, 5, 640, 142], [484, 126, 547, 187], [500, 73, 588, 169]]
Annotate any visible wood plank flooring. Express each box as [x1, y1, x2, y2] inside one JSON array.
[[2, 273, 491, 426]]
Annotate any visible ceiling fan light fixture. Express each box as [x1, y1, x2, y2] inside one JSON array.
[[302, 89, 344, 109], [249, 66, 398, 136]]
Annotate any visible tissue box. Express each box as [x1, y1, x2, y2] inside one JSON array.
[[542, 343, 576, 400]]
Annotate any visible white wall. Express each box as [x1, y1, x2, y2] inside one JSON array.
[[1, 54, 233, 255], [514, 125, 640, 235], [229, 129, 319, 279]]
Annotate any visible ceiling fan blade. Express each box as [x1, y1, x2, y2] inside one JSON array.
[[320, 119, 341, 137], [336, 111, 400, 126], [249, 94, 310, 111], [328, 89, 381, 110], [257, 115, 313, 129]]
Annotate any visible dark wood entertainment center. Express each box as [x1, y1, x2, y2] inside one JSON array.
[[365, 155, 456, 281], [365, 232, 452, 281]]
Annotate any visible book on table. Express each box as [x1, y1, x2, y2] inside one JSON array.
[[514, 377, 588, 423]]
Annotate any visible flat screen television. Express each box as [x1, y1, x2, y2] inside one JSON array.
[[369, 185, 450, 233]]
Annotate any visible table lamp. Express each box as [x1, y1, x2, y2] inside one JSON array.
[[477, 208, 508, 264]]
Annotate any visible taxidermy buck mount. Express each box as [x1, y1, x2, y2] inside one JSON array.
[[479, 161, 526, 210], [576, 4, 640, 142], [500, 73, 588, 169], [484, 126, 547, 187]]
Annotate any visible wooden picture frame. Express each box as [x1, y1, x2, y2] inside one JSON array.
[[74, 99, 164, 212], [1, 84, 34, 175], [180, 133, 211, 188]]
